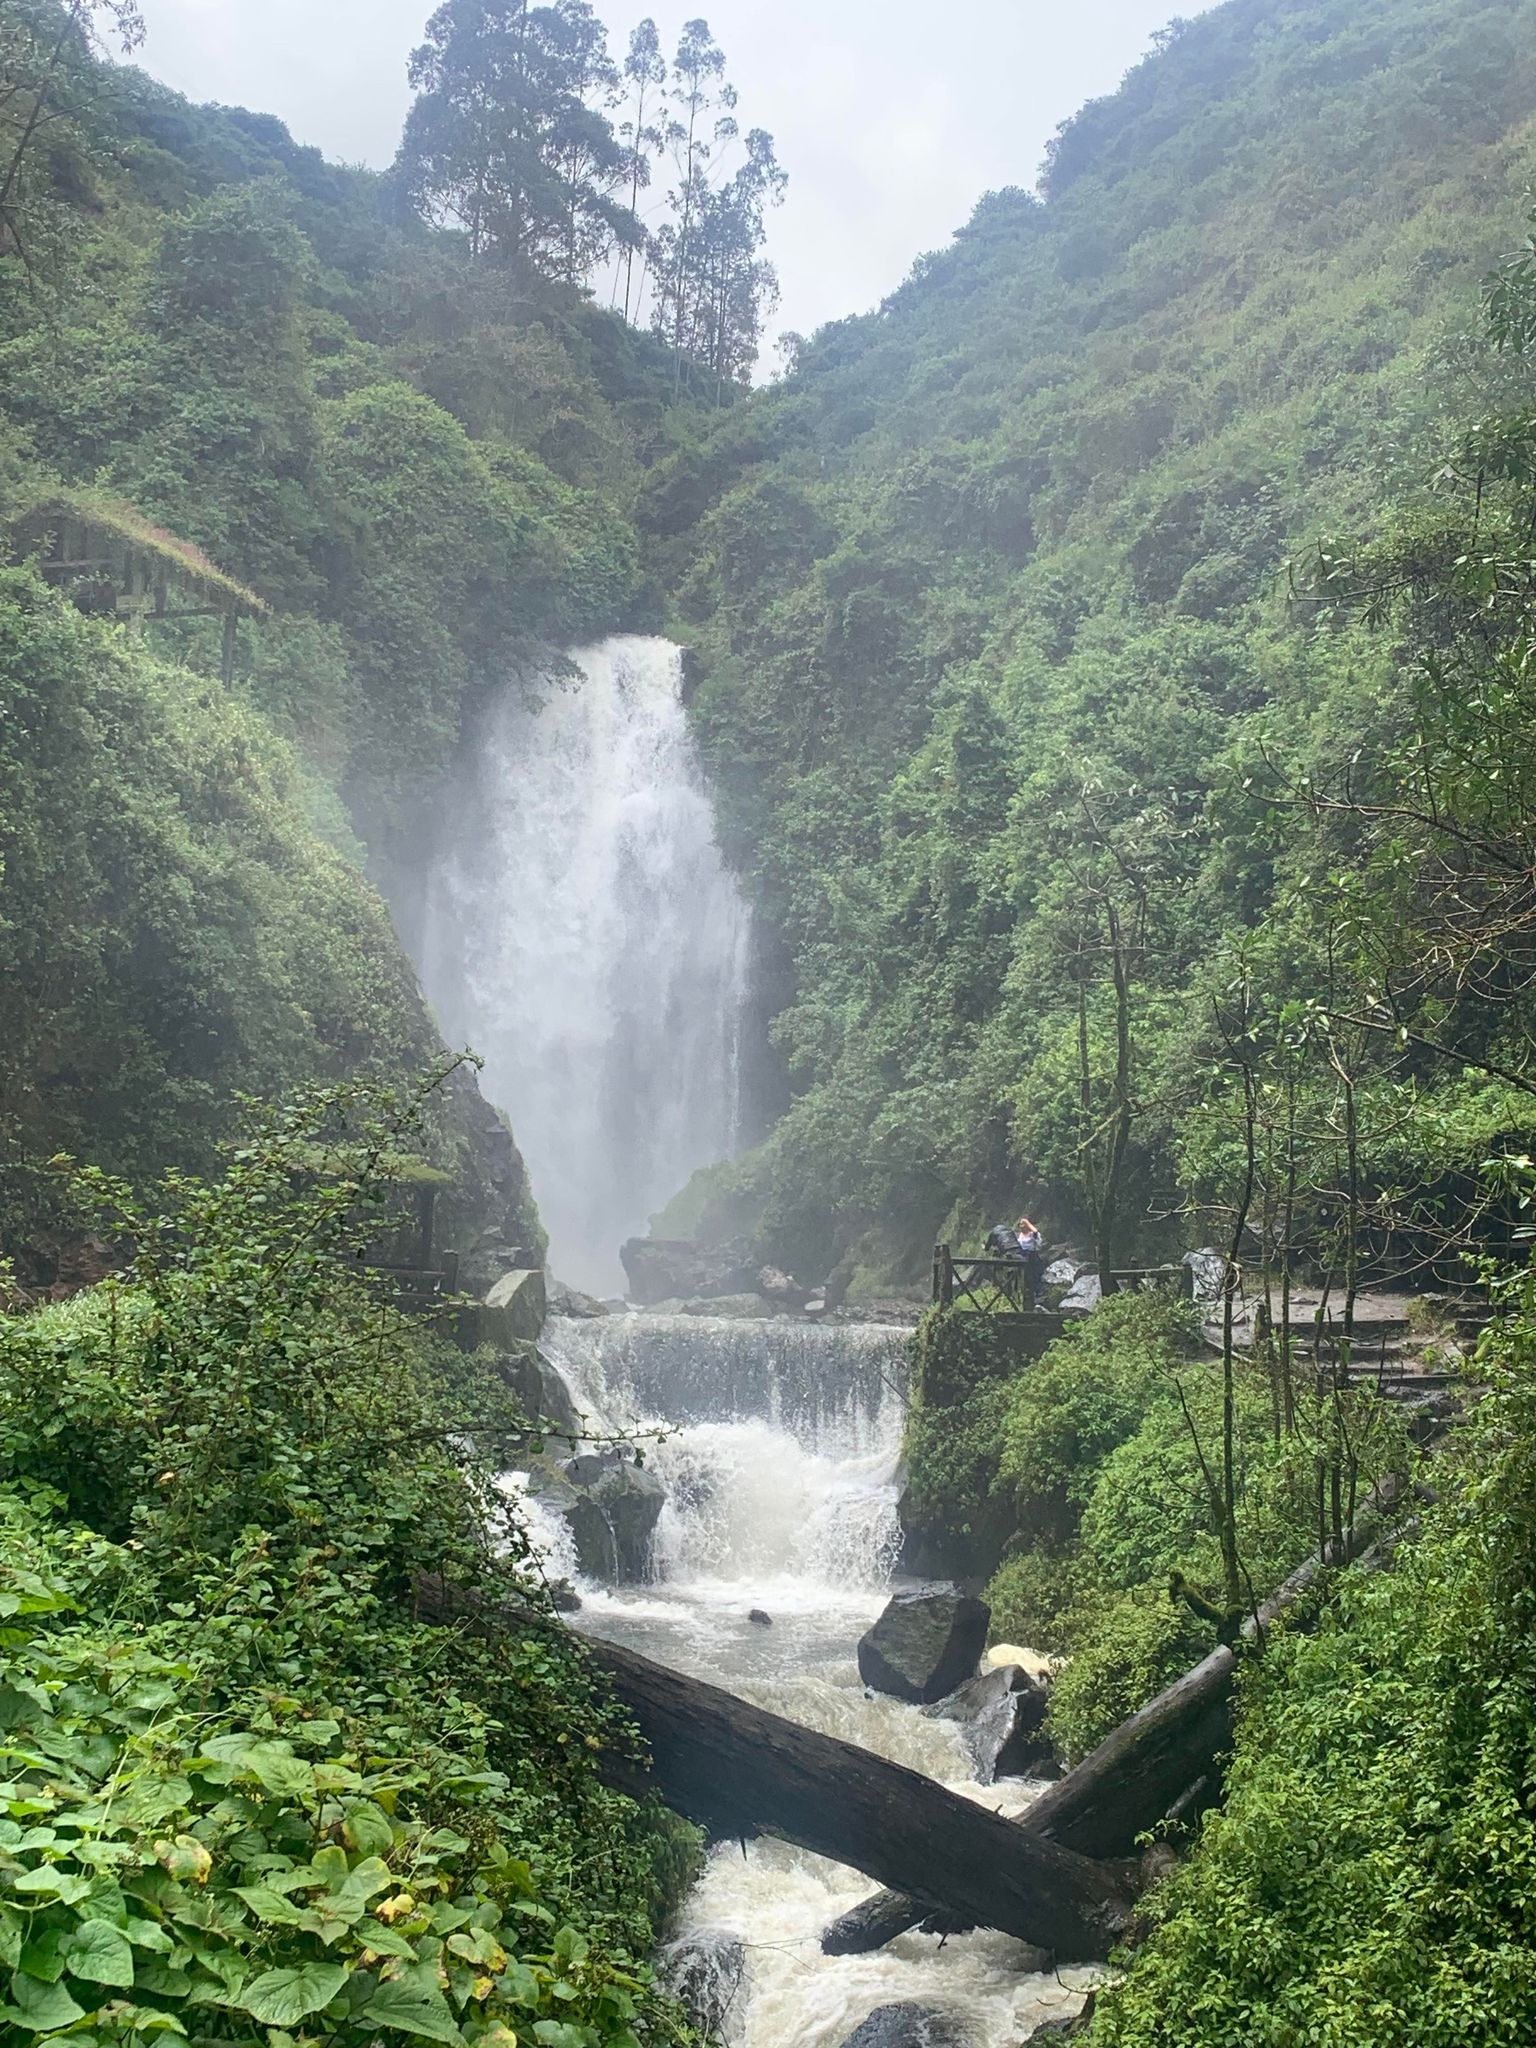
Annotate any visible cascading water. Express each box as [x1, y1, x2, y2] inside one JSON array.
[[527, 1315, 1099, 2046], [418, 636, 751, 1293]]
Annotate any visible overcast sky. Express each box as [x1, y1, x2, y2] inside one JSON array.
[[131, 0, 1202, 355]]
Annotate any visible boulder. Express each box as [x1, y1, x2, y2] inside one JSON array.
[[838, 2003, 968, 2048], [548, 1278, 608, 1319], [620, 1236, 756, 1306], [528, 1450, 665, 1583], [857, 1585, 990, 1705], [1043, 1257, 1085, 1289], [494, 1345, 581, 1440], [758, 1264, 808, 1308], [925, 1664, 1050, 1783], [660, 1932, 745, 2042], [1058, 1272, 1102, 1318], [481, 1267, 547, 1345], [748, 1608, 773, 1627]]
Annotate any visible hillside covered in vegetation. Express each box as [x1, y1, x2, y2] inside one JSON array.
[[659, 0, 1536, 1293]]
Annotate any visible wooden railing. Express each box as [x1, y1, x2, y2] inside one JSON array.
[[932, 1246, 1196, 1312], [931, 1246, 1038, 1312]]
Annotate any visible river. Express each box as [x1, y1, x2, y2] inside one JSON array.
[[531, 1313, 1100, 2048]]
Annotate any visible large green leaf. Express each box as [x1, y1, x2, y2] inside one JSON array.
[[198, 1735, 314, 1798], [342, 1800, 395, 1857], [359, 1972, 465, 2043], [5, 1970, 89, 2031], [64, 1918, 136, 1988], [240, 1960, 349, 2026]]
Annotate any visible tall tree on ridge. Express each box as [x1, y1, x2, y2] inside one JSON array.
[[396, 0, 634, 280], [617, 17, 665, 322]]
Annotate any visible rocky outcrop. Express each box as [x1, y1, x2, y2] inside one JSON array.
[[493, 1344, 581, 1441], [481, 1266, 547, 1345], [925, 1664, 1051, 1783], [527, 1449, 664, 1583], [857, 1585, 990, 1705], [757, 1264, 808, 1308], [620, 1236, 756, 1306], [548, 1278, 608, 1319], [837, 2003, 968, 2048], [660, 1932, 745, 2041]]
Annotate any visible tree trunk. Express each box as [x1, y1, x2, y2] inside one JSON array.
[[413, 1575, 1133, 1961], [822, 1472, 1412, 1950]]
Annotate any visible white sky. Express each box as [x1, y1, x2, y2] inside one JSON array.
[[131, 0, 1205, 354]]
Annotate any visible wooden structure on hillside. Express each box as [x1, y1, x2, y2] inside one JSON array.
[[10, 488, 265, 682], [931, 1244, 1194, 1313]]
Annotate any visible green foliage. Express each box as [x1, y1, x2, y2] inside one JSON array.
[[1087, 1278, 1536, 2046], [0, 1082, 700, 2044], [664, 0, 1536, 1271]]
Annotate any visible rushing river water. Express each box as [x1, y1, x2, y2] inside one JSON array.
[[526, 1315, 1100, 2048]]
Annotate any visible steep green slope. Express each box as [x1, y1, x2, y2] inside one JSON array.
[[656, 0, 1536, 1281], [0, 13, 701, 1251]]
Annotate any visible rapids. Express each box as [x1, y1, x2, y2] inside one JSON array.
[[530, 1314, 1100, 2047]]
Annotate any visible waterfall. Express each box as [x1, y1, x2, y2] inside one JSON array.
[[419, 636, 751, 1293]]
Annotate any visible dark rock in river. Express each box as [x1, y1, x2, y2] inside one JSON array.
[[925, 1664, 1051, 1783], [748, 1608, 773, 1626], [838, 2001, 968, 2048], [620, 1235, 756, 1306], [858, 1585, 990, 1705], [660, 1931, 746, 2040], [528, 1449, 664, 1583]]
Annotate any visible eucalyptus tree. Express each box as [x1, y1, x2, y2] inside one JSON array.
[[397, 0, 636, 281]]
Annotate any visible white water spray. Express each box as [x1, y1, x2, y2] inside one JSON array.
[[419, 636, 751, 1292]]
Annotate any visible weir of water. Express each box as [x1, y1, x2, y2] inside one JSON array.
[[530, 1315, 1099, 2047], [418, 636, 751, 1294]]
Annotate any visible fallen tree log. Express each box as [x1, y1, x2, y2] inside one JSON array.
[[824, 1473, 1415, 1951], [414, 1575, 1132, 1961]]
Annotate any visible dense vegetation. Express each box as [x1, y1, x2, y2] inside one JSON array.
[[659, 0, 1536, 1291], [0, 1079, 699, 2047], [14, 0, 1536, 2040]]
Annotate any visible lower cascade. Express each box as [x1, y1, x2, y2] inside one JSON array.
[[521, 1315, 1099, 2047]]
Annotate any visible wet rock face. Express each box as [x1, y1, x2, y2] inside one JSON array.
[[857, 1585, 990, 1705], [925, 1664, 1052, 1783], [494, 1345, 581, 1441], [527, 1449, 664, 1583], [619, 1236, 756, 1306], [661, 1932, 746, 2042], [838, 2002, 969, 2048]]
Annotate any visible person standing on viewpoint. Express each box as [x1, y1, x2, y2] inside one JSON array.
[[1015, 1215, 1045, 1308]]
